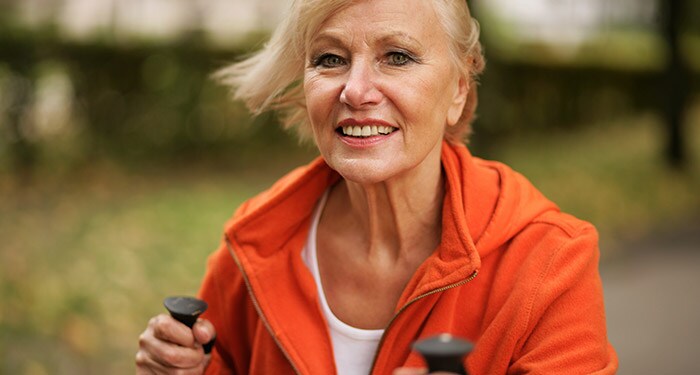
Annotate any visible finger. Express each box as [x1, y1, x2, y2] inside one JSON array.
[[148, 340, 203, 369], [192, 318, 216, 346], [136, 348, 208, 375], [393, 367, 428, 375], [139, 330, 203, 369], [151, 314, 196, 347], [135, 350, 168, 375]]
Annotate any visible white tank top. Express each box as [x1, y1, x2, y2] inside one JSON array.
[[301, 190, 385, 375]]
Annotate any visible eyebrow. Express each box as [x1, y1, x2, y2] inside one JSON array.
[[308, 31, 346, 50], [377, 32, 423, 50], [308, 30, 423, 51]]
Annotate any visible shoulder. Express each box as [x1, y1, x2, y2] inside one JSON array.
[[507, 215, 615, 373], [500, 211, 600, 294], [490, 211, 603, 343], [516, 210, 600, 272], [199, 239, 246, 307], [480, 175, 602, 316]]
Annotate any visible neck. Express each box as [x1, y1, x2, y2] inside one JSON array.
[[323, 147, 445, 265]]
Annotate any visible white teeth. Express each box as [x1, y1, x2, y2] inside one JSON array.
[[341, 124, 396, 137]]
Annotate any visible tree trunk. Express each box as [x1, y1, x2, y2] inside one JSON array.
[[662, 0, 689, 168]]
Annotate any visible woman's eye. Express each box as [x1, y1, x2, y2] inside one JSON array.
[[387, 52, 412, 66], [314, 54, 345, 68]]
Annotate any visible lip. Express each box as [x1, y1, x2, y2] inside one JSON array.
[[337, 118, 395, 128]]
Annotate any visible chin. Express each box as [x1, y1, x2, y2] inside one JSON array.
[[329, 157, 400, 186]]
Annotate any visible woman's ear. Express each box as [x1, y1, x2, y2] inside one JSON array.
[[446, 76, 469, 127]]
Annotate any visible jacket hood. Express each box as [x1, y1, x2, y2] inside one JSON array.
[[443, 142, 560, 260]]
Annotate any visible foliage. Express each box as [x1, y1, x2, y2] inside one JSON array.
[[1, 26, 698, 174], [0, 32, 297, 174]]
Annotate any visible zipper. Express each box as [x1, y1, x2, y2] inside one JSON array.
[[225, 236, 303, 375], [369, 269, 479, 374]]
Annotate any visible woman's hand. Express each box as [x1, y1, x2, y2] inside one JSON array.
[[393, 369, 460, 375], [136, 313, 215, 374]]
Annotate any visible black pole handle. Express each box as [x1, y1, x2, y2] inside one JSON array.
[[413, 334, 473, 375], [163, 296, 214, 354]]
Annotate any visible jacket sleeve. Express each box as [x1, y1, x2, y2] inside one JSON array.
[[198, 239, 247, 375], [198, 244, 236, 375], [508, 225, 618, 374]]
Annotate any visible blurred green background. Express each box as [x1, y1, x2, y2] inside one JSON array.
[[1, 0, 699, 374]]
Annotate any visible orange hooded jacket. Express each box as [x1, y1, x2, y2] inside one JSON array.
[[198, 141, 618, 374]]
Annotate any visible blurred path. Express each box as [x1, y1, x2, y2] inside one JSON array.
[[601, 219, 700, 375]]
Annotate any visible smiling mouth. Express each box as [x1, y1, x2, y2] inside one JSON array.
[[338, 125, 398, 138]]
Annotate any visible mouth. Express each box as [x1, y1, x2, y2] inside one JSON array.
[[337, 124, 398, 138], [336, 118, 399, 139]]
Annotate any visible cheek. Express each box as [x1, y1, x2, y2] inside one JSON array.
[[304, 77, 338, 123], [394, 77, 451, 132], [420, 72, 459, 127]]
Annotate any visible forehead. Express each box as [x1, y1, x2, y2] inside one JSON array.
[[311, 0, 445, 46]]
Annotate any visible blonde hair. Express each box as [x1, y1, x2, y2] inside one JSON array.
[[215, 0, 485, 144]]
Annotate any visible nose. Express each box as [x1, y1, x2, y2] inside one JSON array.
[[339, 60, 382, 109]]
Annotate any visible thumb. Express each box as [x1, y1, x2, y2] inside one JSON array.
[[193, 318, 216, 345], [393, 367, 428, 375]]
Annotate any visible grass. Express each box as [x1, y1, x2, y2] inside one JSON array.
[[0, 151, 317, 374], [0, 113, 698, 374]]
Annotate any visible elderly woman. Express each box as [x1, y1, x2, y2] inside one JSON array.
[[136, 0, 618, 374]]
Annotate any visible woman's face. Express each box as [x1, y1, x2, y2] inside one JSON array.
[[303, 0, 468, 185]]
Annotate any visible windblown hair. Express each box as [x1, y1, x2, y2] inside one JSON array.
[[214, 0, 485, 144]]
